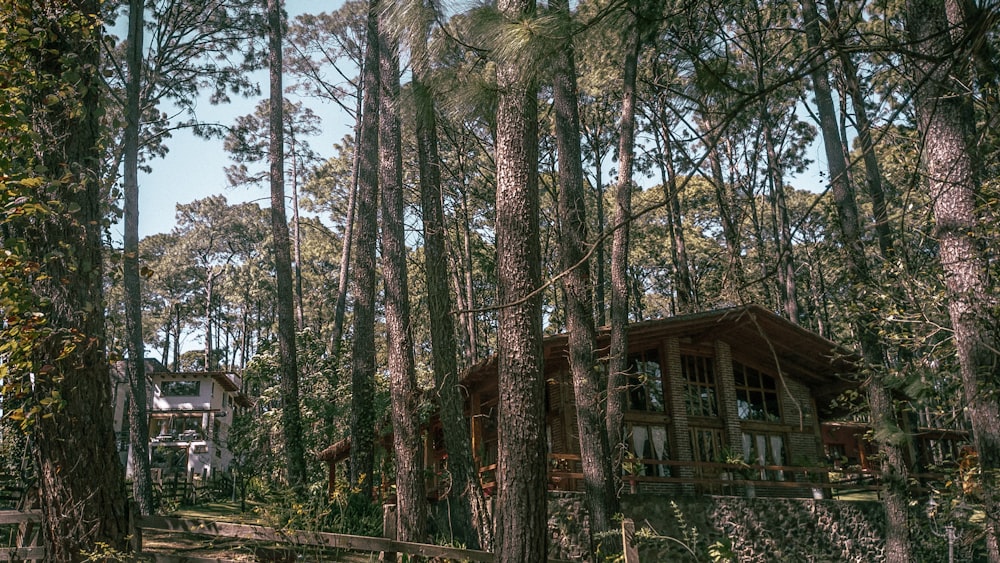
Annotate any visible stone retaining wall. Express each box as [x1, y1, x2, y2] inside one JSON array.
[[547, 493, 986, 562]]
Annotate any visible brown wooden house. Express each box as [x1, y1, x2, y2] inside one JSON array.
[[321, 305, 862, 498]]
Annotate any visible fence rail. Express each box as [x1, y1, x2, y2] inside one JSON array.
[[133, 513, 576, 563], [3, 508, 578, 562], [0, 510, 42, 562]]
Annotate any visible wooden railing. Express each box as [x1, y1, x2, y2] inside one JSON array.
[[478, 454, 950, 498], [0, 510, 43, 562]]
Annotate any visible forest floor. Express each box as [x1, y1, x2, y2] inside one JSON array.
[[139, 501, 378, 562], [140, 502, 262, 561]]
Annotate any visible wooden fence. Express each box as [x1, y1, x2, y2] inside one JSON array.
[[1, 509, 579, 562], [0, 510, 42, 562]]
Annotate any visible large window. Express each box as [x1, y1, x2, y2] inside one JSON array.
[[627, 349, 664, 412], [627, 423, 670, 477], [161, 380, 201, 396], [690, 426, 725, 478], [742, 431, 787, 481], [683, 355, 718, 417], [733, 363, 781, 422]]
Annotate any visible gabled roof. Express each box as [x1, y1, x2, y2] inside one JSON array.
[[462, 305, 860, 402]]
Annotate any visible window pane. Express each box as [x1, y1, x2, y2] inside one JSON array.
[[683, 355, 717, 417], [734, 363, 781, 422], [161, 380, 201, 396], [627, 373, 647, 411], [627, 349, 664, 413]]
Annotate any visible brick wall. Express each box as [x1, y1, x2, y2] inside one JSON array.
[[782, 377, 824, 465], [664, 337, 695, 489], [714, 341, 744, 451]]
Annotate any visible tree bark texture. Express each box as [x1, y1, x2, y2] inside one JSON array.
[[802, 0, 913, 559], [328, 75, 362, 359], [349, 0, 381, 499], [124, 0, 155, 516], [268, 0, 307, 492], [493, 0, 547, 560], [412, 5, 493, 550], [763, 118, 799, 323], [378, 19, 427, 542], [607, 0, 642, 486], [651, 110, 695, 313], [906, 0, 1000, 558], [551, 0, 618, 537], [17, 1, 129, 558]]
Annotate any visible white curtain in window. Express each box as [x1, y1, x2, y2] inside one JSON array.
[[769, 434, 786, 481], [631, 426, 649, 460], [651, 426, 668, 476]]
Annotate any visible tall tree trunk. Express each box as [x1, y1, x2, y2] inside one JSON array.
[[608, 0, 642, 482], [802, 0, 913, 559], [328, 78, 362, 359], [173, 304, 182, 371], [763, 116, 799, 323], [13, 1, 130, 557], [378, 18, 426, 542], [594, 174, 607, 327], [412, 4, 493, 549], [651, 111, 694, 313], [267, 0, 306, 492], [348, 0, 381, 499], [205, 273, 215, 368], [161, 320, 170, 367], [828, 14, 894, 258], [290, 137, 305, 330], [460, 189, 479, 363], [124, 0, 155, 515], [707, 140, 745, 300], [551, 0, 618, 538], [493, 0, 546, 560], [906, 0, 1000, 557]]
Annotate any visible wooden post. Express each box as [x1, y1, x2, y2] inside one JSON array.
[[130, 510, 143, 558], [381, 503, 397, 562], [622, 518, 639, 563]]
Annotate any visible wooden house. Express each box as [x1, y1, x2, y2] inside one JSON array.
[[322, 305, 862, 498]]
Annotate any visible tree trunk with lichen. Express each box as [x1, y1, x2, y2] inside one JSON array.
[[552, 0, 618, 539], [348, 0, 381, 500], [906, 0, 1000, 558], [12, 1, 130, 558], [493, 0, 547, 560], [412, 2, 493, 549]]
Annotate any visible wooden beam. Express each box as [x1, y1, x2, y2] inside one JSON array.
[[0, 547, 45, 561], [0, 511, 40, 525]]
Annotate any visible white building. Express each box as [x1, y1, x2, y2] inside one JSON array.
[[112, 360, 251, 482]]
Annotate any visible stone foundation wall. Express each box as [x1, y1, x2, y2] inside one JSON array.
[[548, 491, 592, 561], [547, 492, 986, 562]]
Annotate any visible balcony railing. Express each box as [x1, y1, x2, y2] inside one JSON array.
[[473, 453, 953, 499], [151, 429, 205, 444]]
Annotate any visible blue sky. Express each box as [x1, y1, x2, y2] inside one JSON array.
[[115, 0, 352, 240]]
